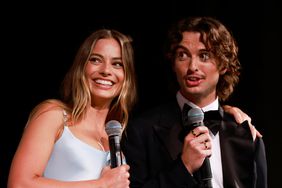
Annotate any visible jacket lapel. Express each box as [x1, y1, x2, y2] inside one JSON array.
[[153, 102, 183, 160]]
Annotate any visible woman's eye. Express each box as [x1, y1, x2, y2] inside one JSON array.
[[113, 62, 124, 68], [89, 57, 101, 64]]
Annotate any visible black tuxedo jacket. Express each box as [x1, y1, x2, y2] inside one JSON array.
[[121, 101, 267, 188]]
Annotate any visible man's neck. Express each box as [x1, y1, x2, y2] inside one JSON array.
[[176, 91, 219, 111]]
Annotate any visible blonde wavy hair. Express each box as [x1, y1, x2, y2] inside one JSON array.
[[29, 29, 137, 129]]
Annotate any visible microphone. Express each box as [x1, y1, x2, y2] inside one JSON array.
[[187, 108, 213, 188], [105, 120, 123, 168]]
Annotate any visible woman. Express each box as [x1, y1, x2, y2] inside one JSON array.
[[8, 29, 136, 188]]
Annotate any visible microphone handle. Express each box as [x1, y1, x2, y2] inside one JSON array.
[[199, 157, 212, 188], [191, 122, 213, 188], [109, 135, 123, 168]]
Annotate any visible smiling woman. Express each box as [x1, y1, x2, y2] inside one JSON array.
[[7, 29, 137, 188], [86, 38, 125, 101]]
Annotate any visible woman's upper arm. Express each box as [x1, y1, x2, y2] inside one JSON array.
[[8, 104, 64, 184]]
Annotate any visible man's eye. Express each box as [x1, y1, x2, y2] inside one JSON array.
[[200, 52, 210, 61], [176, 51, 188, 61]]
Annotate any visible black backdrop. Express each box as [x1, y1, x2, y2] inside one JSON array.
[[1, 1, 281, 187]]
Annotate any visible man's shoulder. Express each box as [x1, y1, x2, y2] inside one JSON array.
[[127, 100, 180, 130], [134, 101, 179, 119]]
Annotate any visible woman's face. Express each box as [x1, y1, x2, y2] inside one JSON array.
[[85, 38, 125, 105]]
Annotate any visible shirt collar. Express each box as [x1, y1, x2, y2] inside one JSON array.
[[176, 91, 219, 112]]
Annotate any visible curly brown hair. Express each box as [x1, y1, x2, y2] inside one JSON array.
[[165, 16, 241, 101]]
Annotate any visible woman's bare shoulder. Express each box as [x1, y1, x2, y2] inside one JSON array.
[[26, 99, 68, 131]]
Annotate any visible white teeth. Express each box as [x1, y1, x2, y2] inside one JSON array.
[[95, 79, 113, 86], [189, 77, 198, 81]]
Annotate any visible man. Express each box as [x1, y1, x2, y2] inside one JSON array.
[[121, 17, 267, 188]]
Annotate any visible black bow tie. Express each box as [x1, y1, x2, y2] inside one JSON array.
[[182, 104, 222, 135], [203, 110, 222, 135]]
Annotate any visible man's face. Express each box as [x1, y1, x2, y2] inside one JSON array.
[[173, 31, 225, 106]]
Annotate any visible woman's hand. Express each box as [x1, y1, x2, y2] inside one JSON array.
[[99, 164, 130, 188], [222, 105, 262, 141]]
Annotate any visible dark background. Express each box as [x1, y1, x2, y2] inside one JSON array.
[[1, 1, 281, 187]]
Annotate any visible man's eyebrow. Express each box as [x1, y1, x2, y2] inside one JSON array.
[[173, 45, 188, 51]]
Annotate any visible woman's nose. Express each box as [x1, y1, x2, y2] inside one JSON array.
[[100, 62, 111, 76]]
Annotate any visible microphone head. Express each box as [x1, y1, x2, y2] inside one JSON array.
[[105, 120, 122, 137], [187, 108, 204, 125]]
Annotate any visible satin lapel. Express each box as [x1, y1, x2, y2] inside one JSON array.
[[153, 102, 183, 160], [219, 111, 255, 188]]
